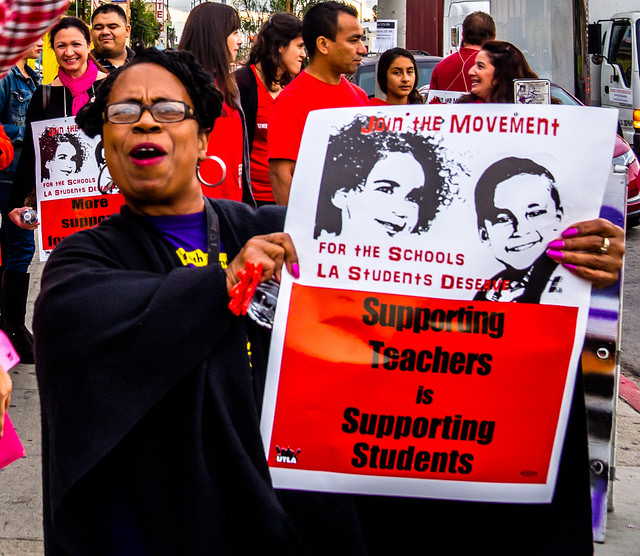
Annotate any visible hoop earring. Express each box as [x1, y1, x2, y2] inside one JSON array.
[[98, 164, 115, 194], [197, 155, 227, 187]]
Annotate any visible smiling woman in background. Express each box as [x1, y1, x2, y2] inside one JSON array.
[[458, 40, 537, 103], [235, 12, 304, 206]]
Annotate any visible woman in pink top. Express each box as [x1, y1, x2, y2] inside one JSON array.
[[236, 13, 304, 206], [179, 2, 254, 205]]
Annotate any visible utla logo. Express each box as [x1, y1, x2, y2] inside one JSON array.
[[275, 446, 301, 464]]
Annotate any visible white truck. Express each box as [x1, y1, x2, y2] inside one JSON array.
[[590, 10, 640, 157]]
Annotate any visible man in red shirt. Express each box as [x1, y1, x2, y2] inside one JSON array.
[[429, 11, 496, 94], [268, 1, 368, 205]]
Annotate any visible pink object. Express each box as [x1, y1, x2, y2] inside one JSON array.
[[0, 329, 24, 470], [546, 249, 564, 262], [0, 414, 25, 469], [561, 227, 579, 238], [57, 59, 99, 115], [0, 329, 20, 370]]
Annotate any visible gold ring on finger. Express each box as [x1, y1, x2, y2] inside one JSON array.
[[600, 237, 610, 254]]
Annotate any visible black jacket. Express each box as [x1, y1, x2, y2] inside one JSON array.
[[35, 198, 365, 555]]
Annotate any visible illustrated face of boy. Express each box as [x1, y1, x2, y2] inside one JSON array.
[[333, 151, 424, 239], [480, 173, 562, 270]]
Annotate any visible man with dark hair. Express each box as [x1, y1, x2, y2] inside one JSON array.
[[90, 3, 133, 72], [429, 11, 496, 93], [268, 1, 368, 205]]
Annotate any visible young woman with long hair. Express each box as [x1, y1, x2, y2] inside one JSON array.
[[179, 2, 254, 205], [235, 12, 304, 205], [370, 48, 423, 105]]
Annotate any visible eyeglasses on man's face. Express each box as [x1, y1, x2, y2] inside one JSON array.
[[103, 101, 196, 124]]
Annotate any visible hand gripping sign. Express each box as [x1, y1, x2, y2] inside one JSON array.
[[260, 104, 618, 503]]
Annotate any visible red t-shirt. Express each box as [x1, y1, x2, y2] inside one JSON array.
[[429, 47, 480, 93], [268, 71, 368, 162], [368, 97, 389, 106], [0, 124, 14, 171], [200, 101, 243, 202], [250, 65, 275, 202]]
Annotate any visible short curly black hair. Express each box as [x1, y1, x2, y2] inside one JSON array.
[[76, 48, 223, 138]]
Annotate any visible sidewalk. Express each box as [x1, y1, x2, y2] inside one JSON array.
[[1, 260, 639, 555], [594, 394, 640, 555]]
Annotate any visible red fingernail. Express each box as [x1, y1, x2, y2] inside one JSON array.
[[546, 249, 564, 262], [562, 263, 578, 272], [291, 263, 300, 279], [562, 227, 579, 238]]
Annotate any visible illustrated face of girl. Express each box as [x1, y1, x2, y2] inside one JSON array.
[[279, 36, 305, 77], [333, 151, 424, 239], [480, 174, 562, 270], [53, 27, 90, 79], [469, 50, 496, 101], [385, 56, 416, 104], [226, 29, 242, 62], [46, 141, 77, 179]]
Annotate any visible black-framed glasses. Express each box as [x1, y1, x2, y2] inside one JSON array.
[[103, 101, 196, 124]]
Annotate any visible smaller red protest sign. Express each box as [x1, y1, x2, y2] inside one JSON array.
[[38, 194, 124, 254], [32, 117, 123, 260]]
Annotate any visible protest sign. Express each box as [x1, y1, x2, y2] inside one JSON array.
[[261, 104, 618, 503], [426, 90, 464, 104], [32, 117, 124, 260]]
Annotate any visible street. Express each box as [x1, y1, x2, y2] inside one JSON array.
[[1, 232, 639, 554]]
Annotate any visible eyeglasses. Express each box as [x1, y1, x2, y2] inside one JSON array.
[[103, 101, 196, 124]]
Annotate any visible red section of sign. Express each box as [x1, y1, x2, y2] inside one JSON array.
[[268, 284, 578, 484], [39, 194, 124, 251]]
